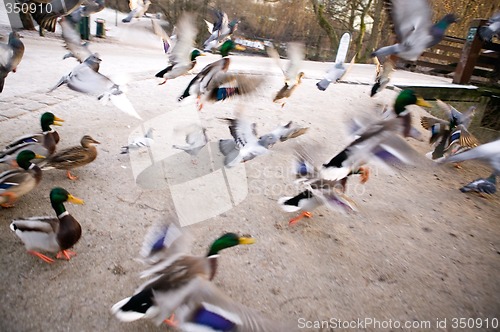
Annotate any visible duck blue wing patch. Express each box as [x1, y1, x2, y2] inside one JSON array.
[[192, 306, 236, 331], [0, 182, 18, 190]]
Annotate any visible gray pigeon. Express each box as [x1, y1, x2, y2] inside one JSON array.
[[218, 114, 270, 168], [203, 10, 239, 52], [460, 174, 496, 195], [479, 12, 500, 42], [372, 0, 457, 61], [317, 55, 354, 91], [443, 139, 500, 176], [67, 0, 106, 24], [173, 125, 208, 156], [60, 18, 101, 71], [121, 128, 154, 154], [122, 0, 151, 23], [0, 32, 24, 93], [258, 121, 308, 147], [50, 62, 140, 119]]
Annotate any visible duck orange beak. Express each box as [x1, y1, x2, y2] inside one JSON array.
[[67, 194, 85, 205], [53, 116, 64, 126], [416, 97, 431, 108], [238, 237, 255, 245]]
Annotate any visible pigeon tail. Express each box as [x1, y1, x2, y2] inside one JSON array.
[[371, 44, 402, 61], [479, 26, 495, 42], [218, 139, 236, 156], [48, 76, 68, 92], [316, 79, 330, 91]]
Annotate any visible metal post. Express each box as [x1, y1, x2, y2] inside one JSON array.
[[453, 19, 488, 84]]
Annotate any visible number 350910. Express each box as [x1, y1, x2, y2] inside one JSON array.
[[451, 318, 498, 329], [5, 2, 53, 14]]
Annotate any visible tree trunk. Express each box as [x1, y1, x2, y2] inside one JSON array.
[[364, 0, 383, 59], [311, 0, 339, 54]]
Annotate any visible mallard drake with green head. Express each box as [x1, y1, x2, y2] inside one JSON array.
[[41, 135, 100, 180], [112, 221, 292, 330], [218, 39, 245, 57], [10, 187, 84, 263], [384, 89, 431, 138], [0, 150, 45, 208], [155, 13, 204, 85], [278, 146, 366, 225], [178, 57, 263, 110], [0, 112, 63, 165]]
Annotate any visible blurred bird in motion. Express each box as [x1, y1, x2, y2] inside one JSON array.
[[178, 57, 263, 110], [459, 174, 496, 196], [202, 9, 239, 52], [0, 31, 24, 93], [172, 124, 208, 156], [122, 0, 151, 23], [155, 13, 204, 85], [421, 100, 478, 161], [267, 42, 305, 108], [479, 12, 500, 42], [372, 0, 457, 62], [121, 128, 154, 154]]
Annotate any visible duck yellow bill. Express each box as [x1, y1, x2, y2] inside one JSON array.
[[67, 194, 85, 205], [53, 116, 64, 126], [235, 45, 246, 51], [238, 237, 255, 245], [34, 154, 45, 159], [416, 97, 432, 108]]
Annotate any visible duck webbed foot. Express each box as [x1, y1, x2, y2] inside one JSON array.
[[289, 211, 313, 225]]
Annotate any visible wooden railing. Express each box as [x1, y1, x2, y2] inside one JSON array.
[[399, 19, 499, 86]]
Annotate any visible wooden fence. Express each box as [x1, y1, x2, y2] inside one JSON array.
[[399, 19, 499, 86]]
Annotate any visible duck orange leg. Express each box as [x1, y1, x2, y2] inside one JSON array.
[[0, 192, 18, 208], [359, 166, 370, 184], [66, 170, 78, 180], [56, 250, 77, 260], [289, 211, 313, 225], [28, 250, 54, 263], [164, 313, 178, 327]]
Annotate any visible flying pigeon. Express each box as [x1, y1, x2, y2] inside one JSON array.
[[258, 121, 309, 147], [203, 10, 239, 52], [479, 12, 500, 42], [172, 125, 208, 156], [372, 0, 457, 61], [67, 0, 105, 24], [442, 139, 500, 176], [218, 113, 272, 168], [121, 128, 154, 154], [122, 0, 151, 23]]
